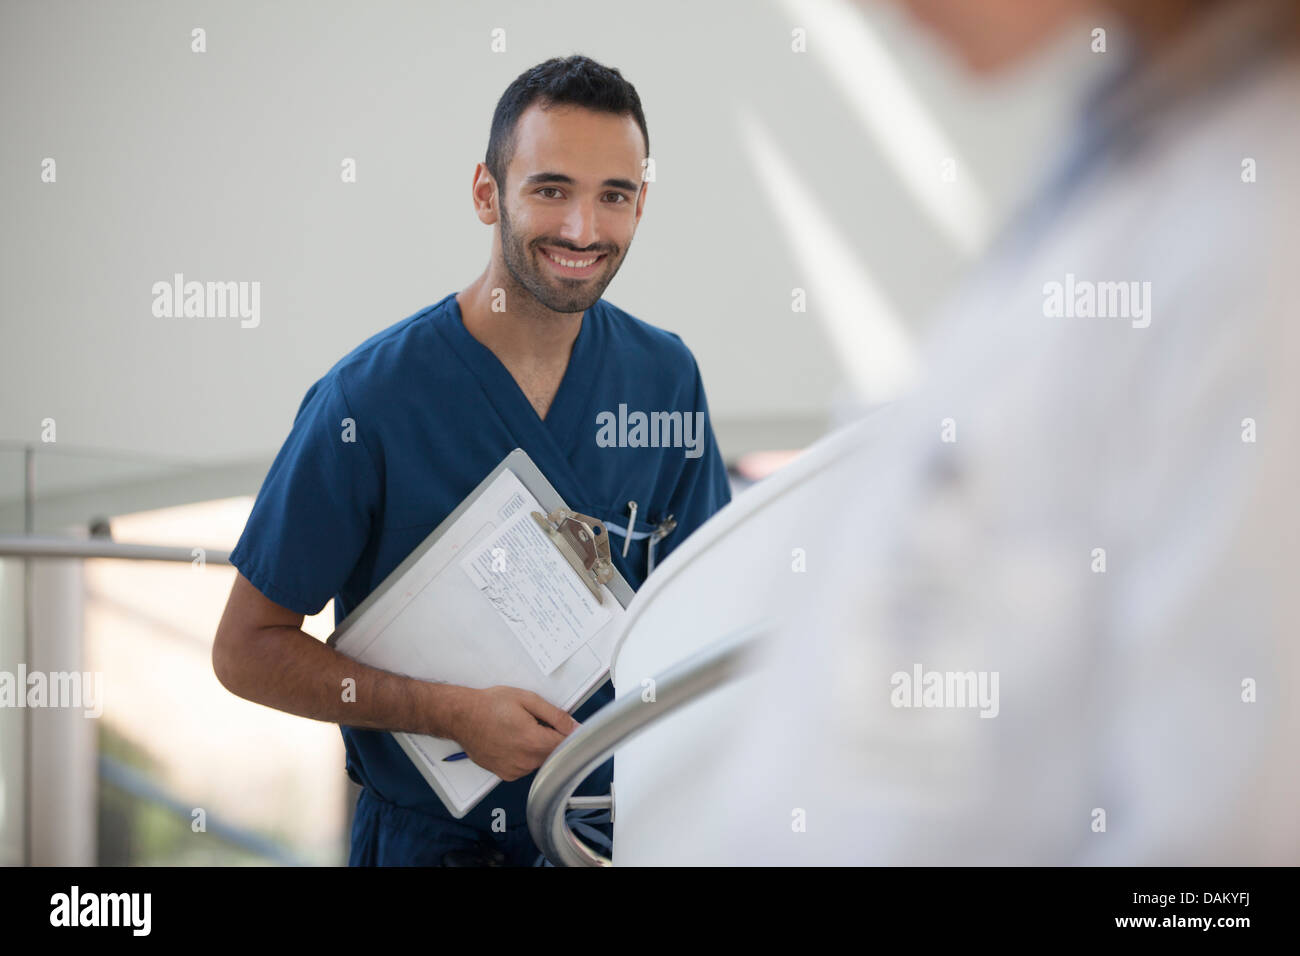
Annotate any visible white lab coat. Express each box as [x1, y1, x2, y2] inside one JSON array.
[[610, 7, 1300, 865]]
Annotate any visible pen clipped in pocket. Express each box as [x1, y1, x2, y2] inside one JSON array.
[[589, 501, 677, 582]]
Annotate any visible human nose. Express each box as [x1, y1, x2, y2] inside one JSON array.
[[556, 198, 599, 249]]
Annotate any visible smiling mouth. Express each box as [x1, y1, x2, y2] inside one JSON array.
[[539, 245, 607, 277]]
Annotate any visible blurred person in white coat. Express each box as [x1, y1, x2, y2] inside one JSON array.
[[643, 0, 1300, 865]]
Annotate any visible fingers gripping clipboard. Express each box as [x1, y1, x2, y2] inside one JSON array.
[[326, 449, 635, 818]]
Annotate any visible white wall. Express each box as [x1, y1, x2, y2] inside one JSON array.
[[1, 0, 1098, 516]]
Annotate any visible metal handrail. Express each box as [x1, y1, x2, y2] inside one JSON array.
[[526, 623, 769, 867], [0, 534, 230, 563]]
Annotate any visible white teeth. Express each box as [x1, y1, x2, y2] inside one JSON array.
[[546, 250, 597, 269]]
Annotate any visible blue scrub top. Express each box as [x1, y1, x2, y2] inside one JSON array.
[[229, 292, 731, 839]]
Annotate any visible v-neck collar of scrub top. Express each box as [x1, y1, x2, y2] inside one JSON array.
[[436, 291, 604, 470]]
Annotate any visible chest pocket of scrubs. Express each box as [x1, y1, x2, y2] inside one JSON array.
[[585, 503, 676, 586]]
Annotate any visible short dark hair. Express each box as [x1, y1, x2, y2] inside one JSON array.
[[485, 55, 649, 191]]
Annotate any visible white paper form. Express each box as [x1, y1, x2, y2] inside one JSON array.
[[459, 509, 613, 676]]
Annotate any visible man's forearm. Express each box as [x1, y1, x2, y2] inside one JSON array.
[[214, 624, 467, 740]]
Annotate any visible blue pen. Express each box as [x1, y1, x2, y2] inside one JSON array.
[[442, 717, 572, 762]]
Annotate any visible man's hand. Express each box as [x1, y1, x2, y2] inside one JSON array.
[[449, 686, 582, 781]]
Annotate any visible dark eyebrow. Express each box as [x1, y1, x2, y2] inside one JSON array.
[[523, 172, 575, 186], [522, 172, 639, 193]]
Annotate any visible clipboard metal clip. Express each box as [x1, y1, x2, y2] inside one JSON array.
[[531, 509, 615, 604]]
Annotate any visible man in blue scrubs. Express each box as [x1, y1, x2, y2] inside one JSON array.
[[211, 55, 731, 866]]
